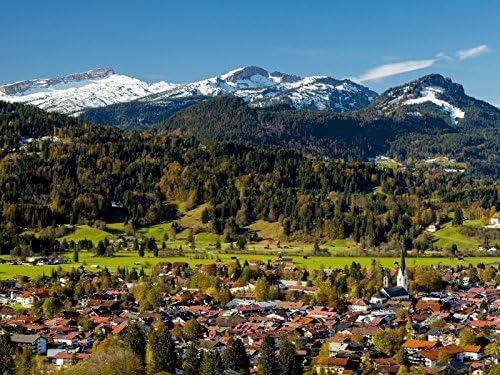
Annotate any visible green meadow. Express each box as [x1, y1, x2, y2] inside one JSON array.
[[431, 220, 481, 250], [0, 251, 498, 280], [6, 207, 496, 280]]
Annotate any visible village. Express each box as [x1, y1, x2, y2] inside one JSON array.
[[0, 249, 498, 374]]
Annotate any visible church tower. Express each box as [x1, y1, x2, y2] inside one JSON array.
[[397, 249, 408, 291]]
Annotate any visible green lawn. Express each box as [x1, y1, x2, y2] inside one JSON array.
[[247, 220, 283, 239], [60, 225, 114, 245], [0, 251, 498, 280], [432, 220, 480, 250], [105, 223, 127, 235], [137, 222, 172, 242]]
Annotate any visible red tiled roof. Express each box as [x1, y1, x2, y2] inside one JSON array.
[[402, 339, 437, 350], [462, 345, 482, 353]]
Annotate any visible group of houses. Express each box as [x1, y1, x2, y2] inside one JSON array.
[[0, 250, 498, 374]]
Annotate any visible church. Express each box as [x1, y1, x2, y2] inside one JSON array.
[[370, 249, 410, 304]]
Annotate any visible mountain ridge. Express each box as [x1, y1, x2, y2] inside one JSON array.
[[0, 66, 378, 126], [367, 73, 500, 127], [0, 67, 115, 96], [0, 68, 176, 115]]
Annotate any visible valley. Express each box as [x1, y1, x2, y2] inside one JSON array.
[[2, 3, 500, 375]]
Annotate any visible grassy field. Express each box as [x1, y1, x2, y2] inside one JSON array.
[[38, 207, 487, 255], [8, 207, 495, 281], [432, 220, 480, 250], [0, 251, 498, 280], [59, 225, 114, 245]]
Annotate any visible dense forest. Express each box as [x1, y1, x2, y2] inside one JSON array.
[[0, 101, 498, 255], [159, 96, 500, 177], [82, 96, 206, 130]]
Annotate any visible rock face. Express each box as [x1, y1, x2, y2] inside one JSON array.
[[0, 68, 176, 115], [0, 68, 115, 95]]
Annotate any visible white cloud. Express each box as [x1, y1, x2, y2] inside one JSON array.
[[354, 59, 436, 83], [457, 44, 492, 60], [353, 44, 491, 83], [435, 52, 452, 61]]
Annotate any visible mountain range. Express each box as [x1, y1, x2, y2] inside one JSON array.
[[1, 67, 499, 176], [1, 66, 377, 128], [2, 66, 499, 130]]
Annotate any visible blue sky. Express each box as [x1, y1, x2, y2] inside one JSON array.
[[2, 1, 499, 105]]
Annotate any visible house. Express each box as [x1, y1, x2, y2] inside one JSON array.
[[276, 301, 304, 310], [199, 339, 226, 354], [419, 346, 464, 367], [10, 334, 47, 354], [426, 224, 439, 233], [306, 309, 338, 320], [426, 328, 459, 346], [462, 345, 483, 360], [0, 306, 17, 319], [248, 259, 263, 267], [488, 213, 500, 228], [348, 298, 371, 312], [372, 357, 400, 374], [402, 339, 438, 365], [327, 340, 350, 356], [52, 352, 91, 369], [53, 332, 80, 347], [416, 299, 443, 313], [16, 289, 49, 308], [314, 357, 355, 374]]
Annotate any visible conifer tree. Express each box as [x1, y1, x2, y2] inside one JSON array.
[[222, 336, 250, 375], [183, 319, 203, 340], [200, 350, 224, 375], [123, 322, 146, 365], [277, 338, 302, 375], [0, 334, 14, 374], [257, 334, 278, 375], [96, 240, 106, 256], [183, 340, 201, 375], [453, 208, 464, 226], [15, 348, 33, 375], [146, 321, 177, 374]]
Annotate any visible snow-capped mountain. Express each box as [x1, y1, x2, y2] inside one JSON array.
[[0, 67, 377, 125], [0, 68, 176, 115], [369, 74, 500, 126], [149, 66, 377, 112]]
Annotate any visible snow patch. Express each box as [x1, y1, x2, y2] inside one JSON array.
[[0, 73, 178, 115], [403, 86, 465, 125]]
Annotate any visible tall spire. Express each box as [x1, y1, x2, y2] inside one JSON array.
[[397, 248, 408, 291], [400, 248, 406, 274]]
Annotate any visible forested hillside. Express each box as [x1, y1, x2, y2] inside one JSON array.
[[159, 96, 500, 176], [158, 96, 437, 161], [1, 101, 498, 255], [81, 96, 206, 130]]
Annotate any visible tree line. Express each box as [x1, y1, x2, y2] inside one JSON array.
[[0, 101, 498, 255]]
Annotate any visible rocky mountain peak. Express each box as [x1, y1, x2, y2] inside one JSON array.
[[0, 67, 115, 96], [220, 66, 270, 83]]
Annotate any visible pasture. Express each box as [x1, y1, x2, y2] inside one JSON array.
[[0, 251, 498, 280]]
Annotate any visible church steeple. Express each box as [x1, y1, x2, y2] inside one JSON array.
[[400, 248, 406, 274], [397, 249, 408, 291]]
